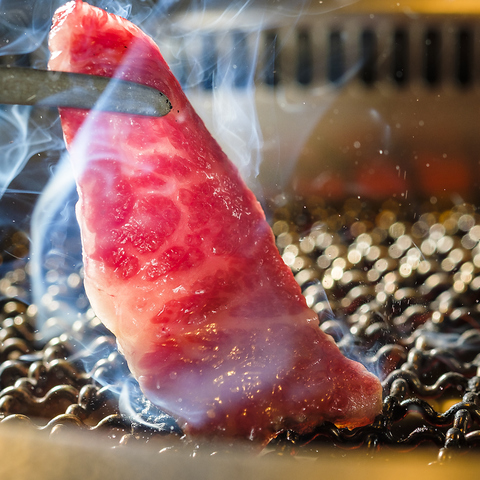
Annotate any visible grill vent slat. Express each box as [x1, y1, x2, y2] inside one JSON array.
[[264, 31, 280, 87], [201, 34, 217, 90], [296, 30, 313, 86], [456, 28, 473, 86], [424, 28, 441, 86], [328, 30, 345, 84], [232, 31, 251, 88], [360, 29, 376, 85], [393, 28, 408, 86]]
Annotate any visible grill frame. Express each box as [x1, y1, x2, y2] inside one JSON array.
[[159, 12, 480, 91]]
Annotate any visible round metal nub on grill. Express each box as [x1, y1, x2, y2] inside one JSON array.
[[3, 199, 480, 460]]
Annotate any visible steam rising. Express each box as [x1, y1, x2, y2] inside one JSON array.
[[0, 0, 58, 56], [0, 106, 56, 199], [0, 0, 376, 426], [20, 0, 336, 335], [0, 0, 348, 341]]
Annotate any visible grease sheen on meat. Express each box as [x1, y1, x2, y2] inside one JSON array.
[[48, 0, 382, 443]]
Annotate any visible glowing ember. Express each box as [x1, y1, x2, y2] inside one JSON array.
[[47, 0, 381, 443]]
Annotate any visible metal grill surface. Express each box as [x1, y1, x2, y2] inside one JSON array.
[[1, 197, 480, 463]]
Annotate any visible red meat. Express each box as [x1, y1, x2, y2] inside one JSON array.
[[48, 0, 382, 443]]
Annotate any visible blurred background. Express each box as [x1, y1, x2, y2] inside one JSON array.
[[1, 0, 480, 470]]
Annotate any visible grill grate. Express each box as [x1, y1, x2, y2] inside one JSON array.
[[1, 197, 480, 462], [269, 197, 480, 460]]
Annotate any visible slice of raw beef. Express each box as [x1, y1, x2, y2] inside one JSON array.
[[48, 0, 382, 443]]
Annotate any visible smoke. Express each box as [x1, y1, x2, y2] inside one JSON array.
[[19, 0, 336, 334], [0, 106, 55, 199], [0, 0, 341, 347], [0, 0, 60, 56], [29, 152, 81, 339], [138, 0, 343, 192], [145, 0, 267, 188], [0, 1, 67, 225], [0, 0, 376, 432]]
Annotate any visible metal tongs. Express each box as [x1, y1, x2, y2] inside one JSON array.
[[0, 65, 172, 117]]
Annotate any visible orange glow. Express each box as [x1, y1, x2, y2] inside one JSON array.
[[339, 0, 480, 14]]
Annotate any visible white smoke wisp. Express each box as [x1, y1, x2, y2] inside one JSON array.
[[146, 1, 268, 192], [0, 106, 58, 199], [0, 0, 58, 57], [30, 152, 80, 339], [0, 0, 351, 342], [1, 2, 370, 428], [0, 1, 68, 204], [146, 0, 354, 195], [0, 2, 71, 313]]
